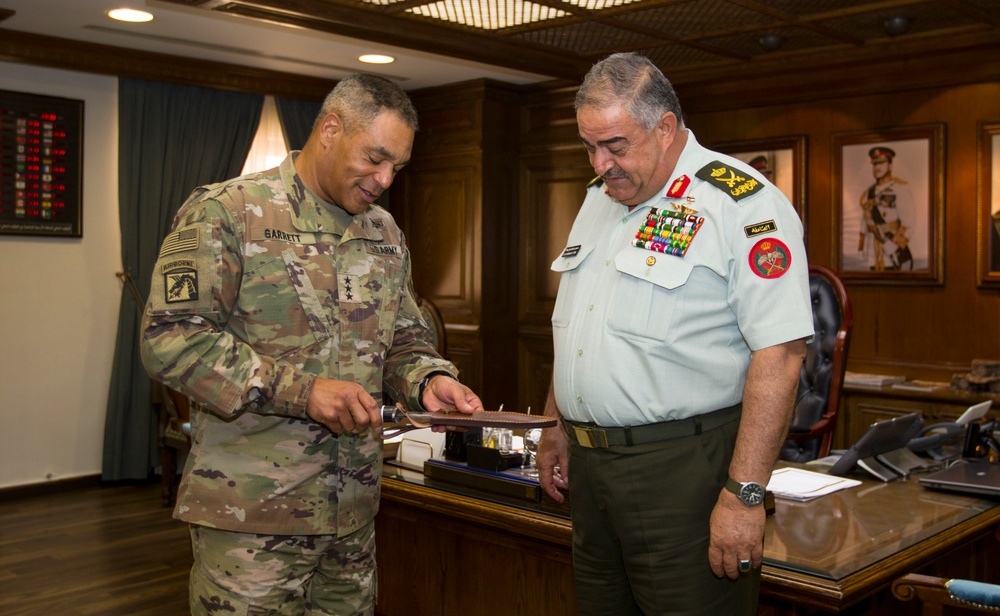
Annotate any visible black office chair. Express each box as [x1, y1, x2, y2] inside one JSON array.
[[416, 293, 448, 358], [158, 383, 191, 507], [780, 264, 853, 462]]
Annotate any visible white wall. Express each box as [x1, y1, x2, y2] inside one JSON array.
[[0, 62, 120, 488]]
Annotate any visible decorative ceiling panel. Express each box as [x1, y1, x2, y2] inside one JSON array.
[[168, 0, 1000, 84], [641, 42, 737, 70], [700, 25, 842, 58], [816, 1, 988, 42], [614, 0, 775, 39], [512, 19, 664, 52], [759, 0, 903, 19]]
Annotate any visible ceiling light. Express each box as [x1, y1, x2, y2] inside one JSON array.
[[407, 0, 567, 30], [359, 54, 395, 65], [882, 15, 912, 37], [758, 35, 786, 52], [107, 8, 154, 23]]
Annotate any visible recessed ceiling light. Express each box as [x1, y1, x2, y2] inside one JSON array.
[[882, 15, 912, 37], [359, 54, 395, 65], [758, 34, 786, 51], [107, 8, 154, 23]]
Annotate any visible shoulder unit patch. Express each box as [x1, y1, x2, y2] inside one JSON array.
[[748, 238, 791, 279], [696, 161, 763, 201], [162, 259, 199, 302]]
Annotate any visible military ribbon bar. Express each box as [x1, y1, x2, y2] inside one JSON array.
[[632, 207, 704, 257]]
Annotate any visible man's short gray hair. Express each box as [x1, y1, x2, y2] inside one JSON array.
[[316, 73, 419, 133], [574, 52, 683, 132]]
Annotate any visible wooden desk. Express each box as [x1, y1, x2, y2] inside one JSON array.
[[375, 465, 1000, 615], [760, 473, 1000, 613]]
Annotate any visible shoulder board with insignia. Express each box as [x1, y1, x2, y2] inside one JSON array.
[[695, 161, 764, 201], [587, 176, 605, 188]]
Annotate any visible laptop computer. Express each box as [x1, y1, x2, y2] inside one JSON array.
[[918, 460, 1000, 498]]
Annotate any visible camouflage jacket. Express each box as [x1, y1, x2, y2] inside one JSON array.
[[140, 153, 455, 536]]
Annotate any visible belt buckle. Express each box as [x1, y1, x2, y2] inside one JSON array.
[[573, 424, 609, 448]]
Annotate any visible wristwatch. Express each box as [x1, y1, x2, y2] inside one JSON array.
[[725, 477, 766, 507]]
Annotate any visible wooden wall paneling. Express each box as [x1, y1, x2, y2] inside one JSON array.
[[439, 328, 483, 406], [516, 86, 593, 411], [475, 84, 522, 410], [394, 80, 522, 410], [689, 80, 1000, 383], [398, 158, 478, 318], [518, 152, 592, 324], [518, 332, 557, 417]]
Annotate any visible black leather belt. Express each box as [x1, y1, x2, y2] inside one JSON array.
[[563, 404, 742, 448]]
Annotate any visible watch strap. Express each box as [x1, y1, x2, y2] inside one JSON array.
[[724, 476, 765, 506], [725, 476, 743, 497]]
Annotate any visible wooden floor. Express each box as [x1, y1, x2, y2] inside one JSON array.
[[0, 479, 191, 615]]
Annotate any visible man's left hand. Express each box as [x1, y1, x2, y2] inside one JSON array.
[[707, 488, 766, 579], [421, 375, 484, 416]]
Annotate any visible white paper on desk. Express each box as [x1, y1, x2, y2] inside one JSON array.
[[766, 467, 862, 501]]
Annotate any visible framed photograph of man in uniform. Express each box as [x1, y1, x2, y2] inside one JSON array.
[[833, 124, 944, 285], [713, 135, 807, 223], [978, 121, 1000, 288]]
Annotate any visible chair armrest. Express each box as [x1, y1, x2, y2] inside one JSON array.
[[893, 573, 1000, 612]]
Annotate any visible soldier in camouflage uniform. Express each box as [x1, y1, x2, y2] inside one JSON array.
[[141, 74, 482, 615]]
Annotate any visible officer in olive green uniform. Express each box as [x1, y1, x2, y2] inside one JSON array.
[[141, 74, 482, 616]]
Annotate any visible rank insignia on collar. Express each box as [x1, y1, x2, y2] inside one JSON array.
[[696, 161, 763, 201], [666, 175, 690, 198]]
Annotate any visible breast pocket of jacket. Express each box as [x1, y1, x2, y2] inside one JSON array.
[[606, 248, 693, 344], [550, 244, 596, 328], [340, 252, 403, 350], [240, 248, 334, 358]]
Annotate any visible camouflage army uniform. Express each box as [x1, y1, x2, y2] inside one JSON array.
[[141, 153, 453, 536]]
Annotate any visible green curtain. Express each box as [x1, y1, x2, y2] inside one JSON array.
[[102, 79, 262, 480], [276, 96, 322, 151]]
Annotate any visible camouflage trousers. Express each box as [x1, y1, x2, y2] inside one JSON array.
[[188, 522, 376, 615]]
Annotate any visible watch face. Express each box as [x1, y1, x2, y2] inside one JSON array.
[[740, 483, 766, 506]]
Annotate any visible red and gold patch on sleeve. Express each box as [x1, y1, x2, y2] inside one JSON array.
[[748, 238, 791, 279]]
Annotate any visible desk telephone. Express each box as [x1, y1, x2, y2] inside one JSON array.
[[830, 401, 997, 482]]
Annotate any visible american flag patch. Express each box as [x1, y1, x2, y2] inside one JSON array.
[[159, 227, 199, 258]]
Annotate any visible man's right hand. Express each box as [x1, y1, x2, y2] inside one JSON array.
[[306, 378, 381, 434]]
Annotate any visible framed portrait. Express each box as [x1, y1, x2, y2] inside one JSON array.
[[714, 135, 807, 223], [833, 124, 944, 285], [978, 122, 1000, 287]]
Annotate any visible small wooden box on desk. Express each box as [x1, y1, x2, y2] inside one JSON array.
[[837, 383, 1000, 450]]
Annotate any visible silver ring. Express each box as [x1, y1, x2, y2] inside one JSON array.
[[739, 559, 751, 572]]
